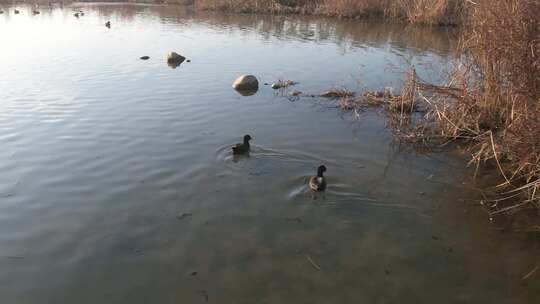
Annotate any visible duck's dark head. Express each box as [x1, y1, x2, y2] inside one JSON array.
[[317, 165, 327, 177], [243, 134, 252, 143]]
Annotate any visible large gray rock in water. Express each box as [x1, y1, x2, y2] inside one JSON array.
[[232, 75, 259, 91], [167, 52, 186, 64]]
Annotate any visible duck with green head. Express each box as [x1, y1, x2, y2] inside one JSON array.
[[309, 165, 327, 191], [232, 135, 252, 155]]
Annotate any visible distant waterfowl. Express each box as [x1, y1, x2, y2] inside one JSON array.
[[140, 56, 150, 60], [232, 135, 252, 155], [32, 10, 40, 15], [105, 21, 111, 28], [309, 165, 327, 191], [79, 10, 84, 16], [14, 9, 20, 14], [73, 12, 79, 18]]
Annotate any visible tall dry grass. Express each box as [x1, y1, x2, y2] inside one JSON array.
[[458, 0, 539, 216], [194, 0, 463, 24], [388, 0, 540, 219]]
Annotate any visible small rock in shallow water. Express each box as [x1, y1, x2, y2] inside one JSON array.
[[232, 75, 259, 91], [166, 52, 186, 68], [140, 56, 150, 60], [235, 89, 257, 96], [167, 52, 185, 63]]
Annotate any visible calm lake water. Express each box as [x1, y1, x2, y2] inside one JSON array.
[[1, 3, 539, 303]]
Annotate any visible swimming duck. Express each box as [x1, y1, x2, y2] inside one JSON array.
[[309, 165, 327, 191], [14, 9, 20, 14], [73, 12, 79, 18], [105, 21, 111, 28], [232, 135, 252, 155]]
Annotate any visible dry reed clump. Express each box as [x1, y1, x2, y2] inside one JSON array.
[[320, 88, 355, 99], [271, 79, 298, 89], [443, 0, 539, 217], [372, 0, 540, 219], [334, 72, 418, 114]]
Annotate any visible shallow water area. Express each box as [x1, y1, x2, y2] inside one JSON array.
[[0, 2, 539, 303]]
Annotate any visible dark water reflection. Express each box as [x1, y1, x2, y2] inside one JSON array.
[[0, 3, 539, 304]]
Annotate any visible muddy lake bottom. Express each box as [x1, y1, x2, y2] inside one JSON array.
[[0, 2, 539, 303]]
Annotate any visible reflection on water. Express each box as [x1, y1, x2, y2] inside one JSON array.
[[0, 3, 539, 304]]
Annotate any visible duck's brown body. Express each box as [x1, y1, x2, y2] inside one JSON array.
[[232, 135, 252, 155], [309, 165, 327, 191]]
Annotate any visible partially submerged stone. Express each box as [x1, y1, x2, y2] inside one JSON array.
[[232, 75, 259, 91], [167, 52, 186, 64], [235, 89, 258, 97], [166, 52, 186, 69]]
